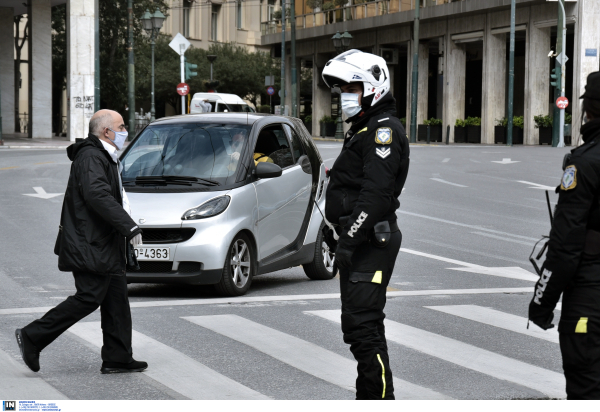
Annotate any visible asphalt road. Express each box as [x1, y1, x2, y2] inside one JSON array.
[[0, 142, 573, 400]]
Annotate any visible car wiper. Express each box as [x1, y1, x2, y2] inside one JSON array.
[[162, 175, 220, 186], [134, 176, 192, 186]]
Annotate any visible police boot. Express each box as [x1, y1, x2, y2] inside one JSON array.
[[101, 359, 148, 374], [15, 329, 41, 372]]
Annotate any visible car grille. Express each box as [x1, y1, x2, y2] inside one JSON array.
[[132, 262, 173, 273], [178, 262, 201, 273], [141, 228, 196, 244]]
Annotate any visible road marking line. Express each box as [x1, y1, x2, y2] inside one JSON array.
[[469, 159, 481, 163], [68, 322, 269, 400], [518, 181, 556, 191], [184, 314, 451, 400], [397, 210, 539, 241], [442, 158, 450, 163], [425, 305, 558, 343], [470, 231, 535, 246], [0, 287, 534, 315], [309, 310, 565, 399], [0, 348, 68, 399], [0, 166, 17, 170], [430, 178, 467, 188], [34, 162, 54, 165]]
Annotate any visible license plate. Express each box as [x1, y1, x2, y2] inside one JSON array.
[[134, 247, 170, 261]]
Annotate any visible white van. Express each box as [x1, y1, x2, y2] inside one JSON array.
[[189, 93, 255, 114]]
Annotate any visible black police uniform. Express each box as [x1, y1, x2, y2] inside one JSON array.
[[326, 93, 410, 400], [529, 117, 600, 399]]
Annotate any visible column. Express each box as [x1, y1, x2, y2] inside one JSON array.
[[312, 54, 331, 137], [443, 31, 466, 142], [0, 7, 15, 135], [573, 0, 600, 135], [405, 40, 413, 134], [28, 0, 52, 138], [482, 14, 506, 144], [524, 8, 550, 145], [67, 0, 95, 142], [417, 41, 429, 125]]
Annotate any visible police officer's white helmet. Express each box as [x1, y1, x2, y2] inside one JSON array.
[[321, 50, 391, 110]]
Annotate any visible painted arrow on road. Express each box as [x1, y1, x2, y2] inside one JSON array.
[[492, 158, 520, 164], [23, 187, 63, 199], [517, 180, 556, 191]]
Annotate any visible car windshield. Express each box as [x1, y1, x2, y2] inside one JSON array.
[[216, 103, 254, 113], [121, 123, 252, 186]]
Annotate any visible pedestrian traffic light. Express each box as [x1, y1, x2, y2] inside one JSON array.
[[185, 57, 198, 81], [551, 67, 561, 89]]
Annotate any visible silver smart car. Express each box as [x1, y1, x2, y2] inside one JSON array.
[[120, 113, 335, 296]]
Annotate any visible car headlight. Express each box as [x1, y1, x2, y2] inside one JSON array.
[[182, 196, 231, 220]]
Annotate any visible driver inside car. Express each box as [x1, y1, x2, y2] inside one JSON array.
[[230, 131, 274, 167]]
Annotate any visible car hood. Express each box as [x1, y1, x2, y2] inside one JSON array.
[[126, 190, 231, 227]]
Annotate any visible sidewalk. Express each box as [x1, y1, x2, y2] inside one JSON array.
[[0, 134, 71, 150]]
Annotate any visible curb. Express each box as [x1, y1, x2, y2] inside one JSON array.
[[0, 146, 67, 150]]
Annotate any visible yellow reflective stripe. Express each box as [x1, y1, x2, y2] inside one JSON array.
[[358, 127, 368, 134], [372, 271, 382, 284], [575, 317, 588, 333], [377, 354, 386, 399]]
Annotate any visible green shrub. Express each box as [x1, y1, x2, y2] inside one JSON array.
[[534, 114, 553, 128], [455, 119, 466, 127], [423, 118, 442, 126], [257, 105, 271, 113], [495, 117, 508, 127], [513, 116, 524, 129], [400, 118, 406, 126], [464, 116, 481, 126], [304, 115, 312, 123], [566, 113, 572, 124], [319, 115, 336, 124]]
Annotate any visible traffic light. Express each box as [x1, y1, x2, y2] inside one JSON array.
[[550, 67, 561, 89], [185, 57, 198, 81]]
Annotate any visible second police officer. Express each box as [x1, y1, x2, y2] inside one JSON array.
[[321, 50, 410, 400]]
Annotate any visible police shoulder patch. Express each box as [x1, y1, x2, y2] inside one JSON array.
[[375, 127, 392, 145], [561, 165, 577, 190]]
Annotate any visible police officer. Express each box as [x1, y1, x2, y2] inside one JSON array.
[[529, 71, 600, 399], [321, 50, 410, 400]]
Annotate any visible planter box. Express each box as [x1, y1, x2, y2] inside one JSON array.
[[325, 123, 337, 137], [494, 126, 506, 144], [417, 125, 427, 142], [304, 122, 312, 136], [418, 125, 442, 142], [467, 126, 481, 143], [512, 127, 523, 144], [320, 122, 326, 138], [539, 126, 552, 145], [454, 126, 466, 143]]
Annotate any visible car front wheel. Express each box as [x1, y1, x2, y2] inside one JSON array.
[[215, 233, 255, 296], [303, 223, 337, 280]]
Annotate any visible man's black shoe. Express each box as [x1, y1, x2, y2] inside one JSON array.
[[100, 359, 148, 374], [15, 329, 40, 372]]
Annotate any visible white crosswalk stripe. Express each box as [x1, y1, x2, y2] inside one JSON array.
[[68, 322, 269, 400], [0, 348, 68, 399], [183, 314, 451, 400], [307, 309, 566, 399], [425, 305, 559, 343]]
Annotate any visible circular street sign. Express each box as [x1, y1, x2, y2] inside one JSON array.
[[556, 96, 569, 109], [177, 83, 190, 96], [267, 86, 275, 96]]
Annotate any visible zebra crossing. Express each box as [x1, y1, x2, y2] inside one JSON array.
[[2, 300, 566, 400]]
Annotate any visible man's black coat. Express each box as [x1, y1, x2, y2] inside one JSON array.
[[54, 133, 142, 275]]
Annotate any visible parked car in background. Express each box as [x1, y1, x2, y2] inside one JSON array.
[[189, 93, 255, 114]]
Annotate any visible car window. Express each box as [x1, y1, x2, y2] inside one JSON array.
[[286, 125, 306, 162], [254, 124, 294, 169], [121, 123, 252, 186], [216, 103, 228, 112]]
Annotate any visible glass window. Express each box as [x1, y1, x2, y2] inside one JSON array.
[[254, 125, 294, 169], [121, 124, 252, 186], [237, 0, 243, 29], [183, 1, 191, 37], [288, 126, 306, 161], [211, 6, 219, 41]]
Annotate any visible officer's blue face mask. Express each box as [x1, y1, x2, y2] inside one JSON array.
[[108, 128, 128, 150], [341, 93, 362, 118]]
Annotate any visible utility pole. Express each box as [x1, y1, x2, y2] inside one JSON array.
[[506, 0, 516, 146], [556, 0, 567, 148], [280, 0, 286, 116], [551, 1, 563, 147], [291, 0, 297, 118], [127, 0, 135, 140], [94, 0, 100, 112], [409, 0, 420, 143]]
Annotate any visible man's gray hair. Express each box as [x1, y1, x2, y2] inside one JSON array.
[[89, 111, 113, 137]]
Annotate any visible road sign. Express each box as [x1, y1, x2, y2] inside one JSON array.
[[169, 33, 191, 56], [556, 96, 569, 109], [556, 52, 569, 66], [265, 75, 275, 86], [177, 83, 190, 96], [267, 86, 275, 96]]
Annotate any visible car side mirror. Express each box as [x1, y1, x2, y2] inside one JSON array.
[[298, 155, 311, 174], [255, 162, 282, 179]]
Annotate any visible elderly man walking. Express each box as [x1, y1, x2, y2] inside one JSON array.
[[15, 109, 147, 374]]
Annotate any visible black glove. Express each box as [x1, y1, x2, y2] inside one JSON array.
[[528, 300, 555, 330], [335, 246, 354, 269], [322, 225, 338, 253]]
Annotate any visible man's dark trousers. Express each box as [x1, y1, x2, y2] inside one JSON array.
[[339, 229, 402, 400], [22, 272, 133, 363]]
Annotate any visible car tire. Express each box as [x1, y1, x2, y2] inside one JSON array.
[[215, 233, 255, 296], [303, 223, 337, 280]]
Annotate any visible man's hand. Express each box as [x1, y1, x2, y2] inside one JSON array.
[[528, 300, 555, 330], [231, 152, 240, 161], [335, 247, 353, 269], [130, 234, 143, 247], [322, 226, 338, 253]]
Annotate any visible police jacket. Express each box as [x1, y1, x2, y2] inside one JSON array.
[[54, 133, 142, 275], [325, 94, 410, 251], [530, 118, 600, 327]]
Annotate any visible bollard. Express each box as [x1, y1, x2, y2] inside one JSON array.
[[427, 125, 430, 144], [446, 125, 450, 145]]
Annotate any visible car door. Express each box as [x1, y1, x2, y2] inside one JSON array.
[[253, 123, 312, 261]]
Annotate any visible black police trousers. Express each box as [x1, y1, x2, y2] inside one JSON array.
[[339, 229, 402, 400], [560, 327, 600, 399], [23, 272, 133, 364]]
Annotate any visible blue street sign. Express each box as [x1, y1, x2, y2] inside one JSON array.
[[267, 86, 275, 96], [586, 49, 598, 57]]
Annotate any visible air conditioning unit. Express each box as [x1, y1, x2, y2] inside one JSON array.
[[380, 48, 398, 65]]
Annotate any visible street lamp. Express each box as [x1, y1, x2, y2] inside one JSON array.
[[331, 31, 353, 139], [207, 55, 217, 81], [141, 9, 166, 122]]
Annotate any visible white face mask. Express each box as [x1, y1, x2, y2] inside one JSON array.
[[108, 128, 128, 150], [341, 93, 362, 118]]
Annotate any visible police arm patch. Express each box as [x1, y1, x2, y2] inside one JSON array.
[[375, 127, 392, 145], [561, 165, 577, 190]]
